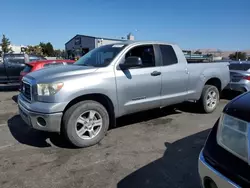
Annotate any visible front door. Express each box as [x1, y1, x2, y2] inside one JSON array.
[[115, 44, 162, 116]]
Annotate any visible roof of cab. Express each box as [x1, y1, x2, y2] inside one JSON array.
[[108, 40, 176, 46]]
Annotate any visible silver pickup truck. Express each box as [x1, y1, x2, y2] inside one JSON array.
[[18, 41, 230, 147]]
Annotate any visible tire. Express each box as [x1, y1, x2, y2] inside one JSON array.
[[62, 100, 109, 148], [199, 85, 220, 113]]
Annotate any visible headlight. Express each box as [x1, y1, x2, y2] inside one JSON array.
[[37, 83, 64, 96], [217, 113, 249, 162]]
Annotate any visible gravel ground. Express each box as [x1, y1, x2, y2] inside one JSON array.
[[0, 90, 235, 188]]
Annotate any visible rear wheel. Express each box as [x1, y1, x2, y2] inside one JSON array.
[[62, 100, 109, 147], [200, 85, 219, 113]]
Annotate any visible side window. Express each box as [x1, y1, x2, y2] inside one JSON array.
[[159, 45, 178, 66], [125, 45, 155, 67], [7, 58, 25, 65]]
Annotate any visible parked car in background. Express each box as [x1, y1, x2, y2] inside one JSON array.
[[0, 53, 45, 84], [225, 61, 250, 92], [199, 91, 250, 188], [18, 41, 230, 148], [19, 59, 75, 82]]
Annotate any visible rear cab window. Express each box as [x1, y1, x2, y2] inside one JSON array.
[[159, 45, 178, 66]]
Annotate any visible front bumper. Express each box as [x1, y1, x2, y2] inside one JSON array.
[[18, 95, 63, 133], [199, 150, 240, 188]]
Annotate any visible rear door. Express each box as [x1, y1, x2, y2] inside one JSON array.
[[4, 54, 26, 82], [158, 44, 189, 106]]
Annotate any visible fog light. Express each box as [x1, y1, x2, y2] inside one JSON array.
[[37, 117, 46, 126], [204, 177, 218, 188]]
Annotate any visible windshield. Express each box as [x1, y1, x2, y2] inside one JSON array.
[[74, 44, 127, 67]]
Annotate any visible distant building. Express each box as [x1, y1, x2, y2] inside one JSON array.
[[65, 33, 135, 59], [0, 44, 27, 55]]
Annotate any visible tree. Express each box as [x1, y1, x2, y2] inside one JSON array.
[[25, 45, 43, 56], [54, 49, 63, 57], [194, 50, 202, 55], [229, 52, 247, 60], [0, 34, 12, 53], [39, 42, 55, 56]]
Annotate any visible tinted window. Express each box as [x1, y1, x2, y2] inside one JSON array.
[[125, 45, 155, 67], [23, 65, 33, 73], [6, 58, 25, 64], [3, 54, 23, 58], [29, 56, 46, 62], [159, 45, 178, 66]]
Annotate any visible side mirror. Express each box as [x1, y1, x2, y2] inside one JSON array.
[[119, 56, 142, 69]]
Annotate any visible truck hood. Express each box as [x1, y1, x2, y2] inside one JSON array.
[[27, 65, 98, 81]]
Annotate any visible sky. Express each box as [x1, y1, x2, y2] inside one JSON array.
[[1, 0, 250, 50]]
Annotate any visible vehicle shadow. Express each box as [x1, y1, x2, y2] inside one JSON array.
[[115, 102, 206, 127], [12, 95, 18, 103], [221, 90, 242, 100], [0, 85, 19, 92], [116, 106, 180, 128], [174, 101, 203, 114], [7, 115, 77, 149], [117, 129, 211, 188], [7, 103, 208, 149]]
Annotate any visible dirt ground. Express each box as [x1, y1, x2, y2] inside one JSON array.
[[0, 90, 234, 188]]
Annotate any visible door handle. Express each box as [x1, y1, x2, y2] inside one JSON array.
[[151, 71, 161, 76]]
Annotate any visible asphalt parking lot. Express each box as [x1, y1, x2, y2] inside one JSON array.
[[0, 90, 237, 188]]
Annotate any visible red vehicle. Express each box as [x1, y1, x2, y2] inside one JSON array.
[[19, 59, 75, 82]]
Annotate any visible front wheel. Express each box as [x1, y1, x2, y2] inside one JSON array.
[[200, 85, 220, 113], [62, 100, 109, 148]]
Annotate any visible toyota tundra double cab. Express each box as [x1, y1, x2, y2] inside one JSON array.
[[18, 41, 230, 147]]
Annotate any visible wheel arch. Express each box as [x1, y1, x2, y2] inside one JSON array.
[[63, 93, 116, 128], [204, 77, 222, 92]]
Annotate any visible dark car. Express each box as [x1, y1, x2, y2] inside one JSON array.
[[199, 92, 250, 188], [0, 53, 45, 84]]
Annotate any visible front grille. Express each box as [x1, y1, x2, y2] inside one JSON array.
[[21, 81, 32, 101]]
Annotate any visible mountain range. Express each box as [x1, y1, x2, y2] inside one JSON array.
[[191, 49, 250, 58]]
